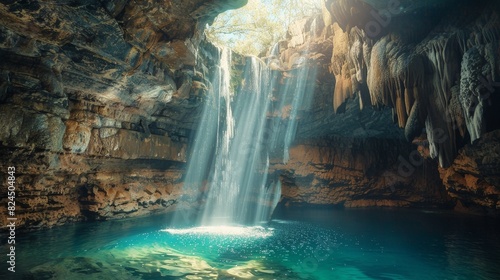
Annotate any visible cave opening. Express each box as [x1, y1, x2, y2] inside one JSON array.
[[164, 0, 326, 231], [205, 0, 322, 56]]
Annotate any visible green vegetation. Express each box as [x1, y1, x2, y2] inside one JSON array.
[[205, 0, 322, 56]]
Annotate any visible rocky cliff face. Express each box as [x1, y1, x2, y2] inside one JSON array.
[[440, 130, 500, 213], [1, 0, 499, 230], [265, 0, 500, 213], [0, 0, 247, 229], [269, 138, 452, 209]]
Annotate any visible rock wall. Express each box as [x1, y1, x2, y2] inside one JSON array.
[[440, 130, 500, 213], [0, 0, 247, 230], [269, 138, 452, 209], [1, 0, 499, 230], [267, 0, 500, 213]]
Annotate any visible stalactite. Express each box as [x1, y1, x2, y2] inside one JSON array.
[[281, 0, 499, 168], [349, 27, 372, 110], [343, 2, 499, 167], [404, 101, 423, 142], [460, 48, 488, 143], [331, 23, 355, 113], [326, 0, 373, 33], [366, 35, 425, 128]]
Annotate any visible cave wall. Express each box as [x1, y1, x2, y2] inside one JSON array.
[[440, 130, 500, 213], [1, 0, 499, 230], [0, 0, 247, 229], [269, 138, 452, 209], [267, 0, 500, 213]]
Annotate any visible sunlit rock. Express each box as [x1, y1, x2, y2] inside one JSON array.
[[1, 0, 500, 231], [0, 0, 247, 229]]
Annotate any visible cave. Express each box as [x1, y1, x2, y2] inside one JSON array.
[[1, 0, 500, 279]]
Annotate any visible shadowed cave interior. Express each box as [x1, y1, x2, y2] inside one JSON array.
[[0, 0, 500, 279]]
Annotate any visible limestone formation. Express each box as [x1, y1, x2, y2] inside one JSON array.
[[440, 130, 500, 213], [0, 0, 499, 230], [269, 138, 452, 209], [268, 0, 499, 212], [0, 0, 247, 229]]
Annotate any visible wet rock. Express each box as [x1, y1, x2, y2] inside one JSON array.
[[1, 0, 500, 230], [280, 0, 500, 168], [270, 138, 452, 209], [272, 0, 499, 213], [440, 130, 500, 213], [0, 0, 245, 230]]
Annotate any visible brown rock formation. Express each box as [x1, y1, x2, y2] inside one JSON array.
[[440, 130, 500, 213], [269, 138, 452, 208], [268, 0, 500, 213], [1, 0, 499, 231], [0, 0, 247, 230], [273, 0, 500, 167]]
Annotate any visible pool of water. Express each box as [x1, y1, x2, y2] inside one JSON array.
[[2, 208, 500, 279]]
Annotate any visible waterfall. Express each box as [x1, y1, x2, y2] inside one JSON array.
[[266, 57, 316, 164], [176, 46, 315, 227], [196, 49, 281, 226], [282, 64, 314, 163], [270, 42, 280, 57]]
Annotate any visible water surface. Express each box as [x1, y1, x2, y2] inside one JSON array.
[[2, 208, 499, 279]]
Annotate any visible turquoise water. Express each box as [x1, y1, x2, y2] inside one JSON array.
[[2, 208, 499, 279]]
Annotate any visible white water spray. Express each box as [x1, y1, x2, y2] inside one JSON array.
[[177, 46, 315, 227]]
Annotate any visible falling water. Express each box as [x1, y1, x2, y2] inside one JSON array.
[[176, 47, 279, 226], [178, 46, 316, 227], [282, 64, 315, 163], [267, 58, 317, 164]]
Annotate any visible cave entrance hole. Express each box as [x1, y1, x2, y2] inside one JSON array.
[[205, 0, 322, 56]]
